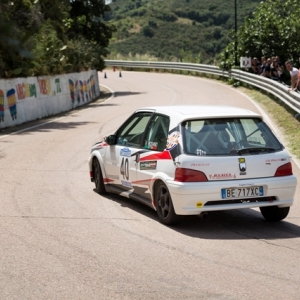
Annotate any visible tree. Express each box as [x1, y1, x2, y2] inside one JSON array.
[[0, 0, 115, 78], [68, 0, 115, 51], [219, 0, 300, 69]]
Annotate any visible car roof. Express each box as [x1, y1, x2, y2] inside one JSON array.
[[136, 105, 261, 121]]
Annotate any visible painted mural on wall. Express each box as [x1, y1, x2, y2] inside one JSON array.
[[68, 75, 96, 104], [0, 90, 4, 122], [0, 79, 48, 123], [0, 70, 99, 129]]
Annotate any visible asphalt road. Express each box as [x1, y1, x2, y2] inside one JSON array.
[[0, 71, 299, 300]]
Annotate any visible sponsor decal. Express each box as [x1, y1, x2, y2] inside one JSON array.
[[191, 163, 210, 167], [209, 173, 237, 180], [247, 137, 261, 144], [121, 180, 132, 188], [95, 142, 107, 149], [140, 161, 157, 170], [107, 174, 119, 180], [166, 131, 180, 150], [239, 157, 246, 174], [148, 142, 158, 150], [196, 202, 203, 208], [239, 183, 254, 186], [265, 158, 287, 163], [104, 178, 115, 183], [120, 148, 131, 157], [131, 178, 157, 208], [196, 149, 206, 156]]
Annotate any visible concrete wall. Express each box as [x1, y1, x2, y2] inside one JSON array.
[[0, 70, 100, 129]]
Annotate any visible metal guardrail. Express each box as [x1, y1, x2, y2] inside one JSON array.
[[104, 60, 300, 114]]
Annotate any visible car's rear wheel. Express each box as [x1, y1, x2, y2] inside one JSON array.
[[93, 158, 106, 194], [260, 206, 290, 222], [155, 181, 182, 225]]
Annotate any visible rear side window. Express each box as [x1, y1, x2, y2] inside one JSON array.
[[143, 114, 170, 151], [182, 118, 283, 156]]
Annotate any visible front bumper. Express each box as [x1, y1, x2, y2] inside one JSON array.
[[166, 176, 297, 215]]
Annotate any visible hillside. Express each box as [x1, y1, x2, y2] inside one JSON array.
[[105, 0, 261, 63]]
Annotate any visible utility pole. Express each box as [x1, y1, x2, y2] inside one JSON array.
[[234, 0, 238, 66]]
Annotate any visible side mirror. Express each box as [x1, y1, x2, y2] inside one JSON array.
[[106, 134, 116, 145]]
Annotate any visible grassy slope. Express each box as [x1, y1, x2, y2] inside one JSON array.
[[106, 0, 261, 63]]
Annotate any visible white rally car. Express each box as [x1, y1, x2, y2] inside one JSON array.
[[88, 105, 297, 225]]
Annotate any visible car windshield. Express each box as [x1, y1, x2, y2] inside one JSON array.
[[182, 118, 283, 156]]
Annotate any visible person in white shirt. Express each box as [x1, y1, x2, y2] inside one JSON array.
[[285, 61, 299, 92]]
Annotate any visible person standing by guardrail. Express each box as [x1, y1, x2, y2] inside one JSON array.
[[261, 58, 272, 78], [251, 57, 260, 75], [271, 60, 281, 81], [285, 61, 299, 92], [298, 57, 300, 91], [259, 57, 266, 75]]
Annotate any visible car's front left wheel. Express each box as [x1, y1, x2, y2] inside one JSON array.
[[154, 181, 182, 225], [260, 206, 290, 222], [93, 158, 106, 194]]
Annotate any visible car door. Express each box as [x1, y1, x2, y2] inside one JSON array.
[[104, 111, 153, 193], [133, 114, 173, 201]]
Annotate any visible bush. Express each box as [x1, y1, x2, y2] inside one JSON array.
[[142, 25, 154, 37]]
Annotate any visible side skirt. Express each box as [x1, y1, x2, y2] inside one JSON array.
[[107, 184, 154, 209]]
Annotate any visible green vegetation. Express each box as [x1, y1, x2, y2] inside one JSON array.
[[0, 0, 115, 78], [106, 0, 261, 63], [219, 0, 300, 70]]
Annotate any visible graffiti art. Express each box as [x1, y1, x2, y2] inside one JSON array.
[[0, 90, 4, 122], [7, 89, 17, 120]]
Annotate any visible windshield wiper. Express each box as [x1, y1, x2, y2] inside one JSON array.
[[237, 147, 275, 155]]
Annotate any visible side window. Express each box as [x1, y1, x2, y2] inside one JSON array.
[[117, 112, 152, 148], [240, 119, 266, 146], [143, 114, 170, 151], [240, 118, 280, 148]]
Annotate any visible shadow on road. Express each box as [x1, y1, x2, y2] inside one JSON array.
[[100, 192, 300, 240], [114, 91, 146, 98], [0, 92, 116, 136], [0, 121, 99, 136]]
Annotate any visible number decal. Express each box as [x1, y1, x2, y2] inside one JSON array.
[[120, 157, 129, 180]]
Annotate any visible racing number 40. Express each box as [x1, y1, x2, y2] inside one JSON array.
[[120, 157, 129, 180]]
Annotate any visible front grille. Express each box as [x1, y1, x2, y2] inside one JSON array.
[[204, 196, 277, 206]]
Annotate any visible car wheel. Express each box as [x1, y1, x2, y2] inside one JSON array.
[[155, 181, 182, 225], [260, 206, 290, 222], [93, 158, 106, 194]]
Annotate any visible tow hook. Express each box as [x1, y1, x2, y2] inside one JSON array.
[[198, 212, 208, 219]]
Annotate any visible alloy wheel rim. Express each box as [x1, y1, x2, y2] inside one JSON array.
[[158, 186, 170, 218]]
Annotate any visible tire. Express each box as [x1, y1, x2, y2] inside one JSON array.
[[154, 181, 182, 225], [92, 158, 106, 194], [260, 206, 290, 222]]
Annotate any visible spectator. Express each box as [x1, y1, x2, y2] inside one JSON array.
[[251, 57, 260, 74], [275, 56, 283, 67], [259, 57, 266, 75], [271, 56, 276, 67], [261, 58, 271, 78], [298, 57, 300, 90], [285, 61, 299, 92], [271, 60, 281, 81]]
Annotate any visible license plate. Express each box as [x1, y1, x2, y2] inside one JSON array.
[[221, 186, 264, 199]]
